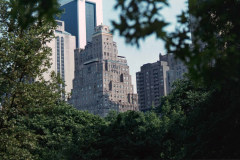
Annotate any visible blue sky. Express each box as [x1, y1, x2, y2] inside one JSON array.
[[59, 0, 188, 92], [102, 0, 188, 92]]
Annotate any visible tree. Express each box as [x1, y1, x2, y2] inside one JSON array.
[[99, 111, 163, 159], [0, 0, 64, 159], [1, 0, 239, 159], [113, 0, 240, 86], [7, 0, 61, 31], [112, 0, 169, 47], [0, 0, 61, 113], [157, 79, 211, 159], [158, 79, 211, 115], [0, 102, 105, 160], [113, 0, 240, 158]]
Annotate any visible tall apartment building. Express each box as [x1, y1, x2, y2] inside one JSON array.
[[70, 25, 138, 116], [45, 20, 76, 95], [166, 54, 188, 94], [136, 54, 169, 111], [58, 0, 103, 48]]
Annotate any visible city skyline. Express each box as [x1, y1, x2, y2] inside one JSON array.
[[58, 0, 187, 93], [102, 0, 187, 93]]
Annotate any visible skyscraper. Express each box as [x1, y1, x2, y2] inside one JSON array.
[[136, 54, 169, 111], [58, 0, 103, 49], [70, 25, 138, 116], [45, 20, 76, 96], [166, 54, 188, 94]]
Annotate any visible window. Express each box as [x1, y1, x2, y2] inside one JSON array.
[[57, 21, 62, 26], [88, 66, 91, 73]]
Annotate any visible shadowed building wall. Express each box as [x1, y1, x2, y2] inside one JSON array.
[[136, 54, 169, 111]]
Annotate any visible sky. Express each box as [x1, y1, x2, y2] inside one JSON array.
[[102, 0, 188, 93], [59, 0, 188, 93]]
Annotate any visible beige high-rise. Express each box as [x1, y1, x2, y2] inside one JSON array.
[[44, 20, 76, 97], [70, 25, 138, 116]]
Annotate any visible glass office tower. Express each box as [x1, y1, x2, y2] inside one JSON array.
[[85, 2, 96, 43], [58, 0, 103, 49]]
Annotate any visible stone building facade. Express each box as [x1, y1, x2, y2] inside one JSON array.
[[166, 54, 188, 94], [70, 25, 138, 116], [136, 54, 169, 111]]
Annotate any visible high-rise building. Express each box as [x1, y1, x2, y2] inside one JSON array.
[[45, 20, 76, 96], [58, 0, 103, 49], [166, 54, 188, 94], [136, 54, 169, 111], [70, 25, 138, 116]]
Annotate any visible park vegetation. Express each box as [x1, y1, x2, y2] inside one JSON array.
[[0, 0, 239, 159]]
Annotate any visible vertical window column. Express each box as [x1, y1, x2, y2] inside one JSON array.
[[57, 36, 60, 74], [61, 37, 65, 82], [61, 37, 65, 99]]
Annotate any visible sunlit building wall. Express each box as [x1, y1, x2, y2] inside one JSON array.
[[45, 20, 76, 96]]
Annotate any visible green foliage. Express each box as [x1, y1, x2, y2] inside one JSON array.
[[113, 0, 240, 158], [6, 0, 61, 31], [0, 103, 105, 160], [183, 82, 240, 159], [156, 79, 211, 159], [1, 0, 239, 159], [0, 0, 61, 112], [100, 111, 163, 159], [165, 0, 240, 87], [112, 0, 169, 47], [114, 0, 240, 87], [157, 79, 240, 159], [0, 1, 67, 159], [24, 104, 104, 160], [158, 79, 211, 115], [0, 115, 39, 160]]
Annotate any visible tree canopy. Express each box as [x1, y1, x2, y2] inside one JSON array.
[[112, 0, 240, 158], [113, 0, 240, 86], [1, 0, 240, 159]]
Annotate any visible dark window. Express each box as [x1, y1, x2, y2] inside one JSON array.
[[57, 21, 62, 26]]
